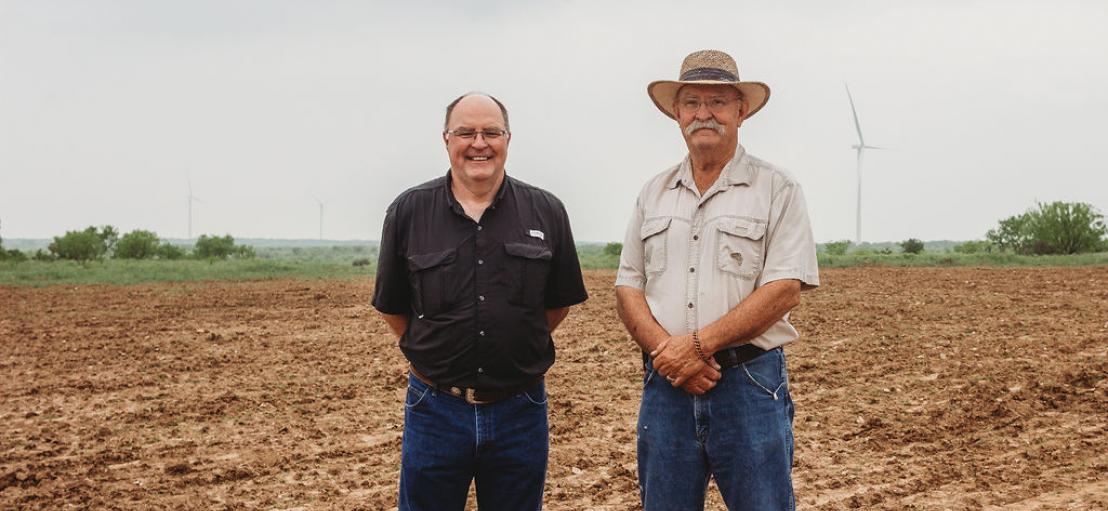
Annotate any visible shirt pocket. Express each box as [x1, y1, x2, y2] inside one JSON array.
[[504, 242, 553, 308], [407, 248, 458, 318], [716, 218, 766, 281], [640, 217, 671, 277]]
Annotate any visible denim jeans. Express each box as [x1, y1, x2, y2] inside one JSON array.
[[398, 373, 549, 511], [638, 347, 795, 511]]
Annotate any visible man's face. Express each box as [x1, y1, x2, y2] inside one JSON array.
[[673, 84, 747, 153], [443, 95, 510, 185]]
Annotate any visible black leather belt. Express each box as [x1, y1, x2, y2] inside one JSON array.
[[409, 366, 542, 405], [642, 343, 768, 370]]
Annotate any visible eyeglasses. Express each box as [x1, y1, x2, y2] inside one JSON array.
[[677, 96, 738, 113], [444, 128, 509, 140]]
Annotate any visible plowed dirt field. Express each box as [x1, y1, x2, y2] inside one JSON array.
[[2, 267, 1106, 510]]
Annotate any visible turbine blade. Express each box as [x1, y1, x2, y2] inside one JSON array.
[[845, 82, 865, 146], [863, 145, 886, 150]]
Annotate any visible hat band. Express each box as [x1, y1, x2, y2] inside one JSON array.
[[680, 67, 738, 82]]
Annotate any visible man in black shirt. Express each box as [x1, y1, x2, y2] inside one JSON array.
[[372, 92, 588, 511]]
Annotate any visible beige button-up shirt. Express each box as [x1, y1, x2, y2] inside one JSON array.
[[615, 146, 819, 350]]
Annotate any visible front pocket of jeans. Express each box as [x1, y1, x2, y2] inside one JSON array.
[[740, 350, 787, 400], [522, 386, 548, 405], [404, 385, 430, 408]]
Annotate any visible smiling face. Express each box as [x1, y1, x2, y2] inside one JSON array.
[[443, 95, 510, 188], [673, 84, 747, 154]]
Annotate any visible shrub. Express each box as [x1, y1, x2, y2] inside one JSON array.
[[824, 240, 852, 256], [603, 242, 623, 257], [158, 243, 186, 260], [194, 234, 254, 260], [352, 258, 372, 267], [49, 226, 117, 263], [3, 249, 28, 262], [987, 201, 1107, 254], [32, 249, 55, 261], [900, 238, 925, 254], [114, 230, 161, 260], [953, 240, 993, 254]]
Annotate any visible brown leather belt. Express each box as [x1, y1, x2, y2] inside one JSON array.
[[409, 366, 542, 405], [641, 344, 769, 370]]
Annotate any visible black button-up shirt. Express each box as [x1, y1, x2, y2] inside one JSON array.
[[372, 171, 588, 391]]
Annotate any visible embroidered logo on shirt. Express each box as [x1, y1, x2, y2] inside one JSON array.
[[528, 229, 545, 240]]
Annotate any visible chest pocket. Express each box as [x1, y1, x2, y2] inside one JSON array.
[[407, 249, 457, 318], [716, 218, 766, 281], [640, 217, 671, 277], [504, 242, 553, 308]]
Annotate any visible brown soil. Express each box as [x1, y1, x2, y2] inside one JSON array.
[[2, 267, 1106, 510]]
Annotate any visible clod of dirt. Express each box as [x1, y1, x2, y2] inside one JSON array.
[[164, 463, 191, 476]]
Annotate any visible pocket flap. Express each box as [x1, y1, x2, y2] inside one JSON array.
[[407, 249, 457, 271], [640, 217, 671, 240], [717, 218, 767, 240], [504, 242, 553, 261]]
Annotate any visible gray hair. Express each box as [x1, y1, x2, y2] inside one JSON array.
[[444, 92, 510, 132]]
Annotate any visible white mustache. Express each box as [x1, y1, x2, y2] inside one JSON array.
[[684, 120, 725, 136]]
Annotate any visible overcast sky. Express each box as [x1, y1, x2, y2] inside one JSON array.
[[2, 0, 1106, 243]]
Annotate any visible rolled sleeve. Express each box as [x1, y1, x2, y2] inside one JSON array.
[[615, 194, 647, 289], [759, 180, 820, 289]]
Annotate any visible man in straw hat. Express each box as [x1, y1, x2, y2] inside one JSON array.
[[615, 50, 819, 510], [373, 92, 588, 510]]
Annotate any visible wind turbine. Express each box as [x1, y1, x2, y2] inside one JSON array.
[[187, 176, 205, 239], [845, 83, 884, 244], [313, 197, 324, 241]]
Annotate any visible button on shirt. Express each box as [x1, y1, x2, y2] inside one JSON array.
[[373, 171, 588, 390], [615, 146, 819, 350]]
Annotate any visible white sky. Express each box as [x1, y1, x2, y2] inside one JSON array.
[[2, 0, 1106, 243]]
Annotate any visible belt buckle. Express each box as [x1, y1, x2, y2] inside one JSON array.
[[464, 388, 493, 405]]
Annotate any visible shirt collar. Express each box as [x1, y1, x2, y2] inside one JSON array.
[[444, 169, 511, 215], [668, 145, 751, 191]]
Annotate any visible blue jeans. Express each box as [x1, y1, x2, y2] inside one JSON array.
[[399, 374, 549, 511], [638, 348, 795, 511]]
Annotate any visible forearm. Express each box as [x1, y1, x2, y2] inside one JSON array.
[[615, 285, 670, 353], [699, 279, 801, 354], [380, 312, 410, 337], [546, 307, 570, 333]]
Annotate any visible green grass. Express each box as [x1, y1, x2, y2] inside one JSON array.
[[817, 251, 1108, 268], [4, 246, 1106, 288], [0, 259, 373, 287]]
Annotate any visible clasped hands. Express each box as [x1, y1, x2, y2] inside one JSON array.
[[650, 334, 721, 395]]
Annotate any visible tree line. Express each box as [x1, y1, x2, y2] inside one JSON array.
[[0, 225, 254, 264], [822, 201, 1106, 256]]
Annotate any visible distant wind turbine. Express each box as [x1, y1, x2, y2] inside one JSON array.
[[845, 83, 884, 244], [187, 176, 205, 239], [314, 197, 324, 241]]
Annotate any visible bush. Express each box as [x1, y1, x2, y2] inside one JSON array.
[[900, 238, 925, 254], [158, 243, 186, 260], [603, 242, 623, 257], [352, 258, 371, 267], [32, 249, 55, 262], [987, 201, 1107, 254], [3, 249, 28, 262], [824, 240, 852, 256], [114, 230, 161, 260], [48, 226, 117, 263], [194, 234, 254, 260], [953, 240, 993, 254]]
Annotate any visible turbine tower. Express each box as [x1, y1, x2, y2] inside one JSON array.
[[845, 83, 883, 244], [187, 176, 205, 239], [314, 197, 324, 241]]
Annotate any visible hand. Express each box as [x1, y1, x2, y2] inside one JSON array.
[[679, 363, 723, 395], [650, 335, 720, 389]]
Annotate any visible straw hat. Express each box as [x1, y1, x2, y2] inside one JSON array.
[[648, 49, 770, 120]]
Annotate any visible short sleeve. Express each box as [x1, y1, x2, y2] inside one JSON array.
[[543, 198, 588, 309], [615, 194, 647, 289], [759, 180, 820, 289], [371, 203, 413, 314]]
